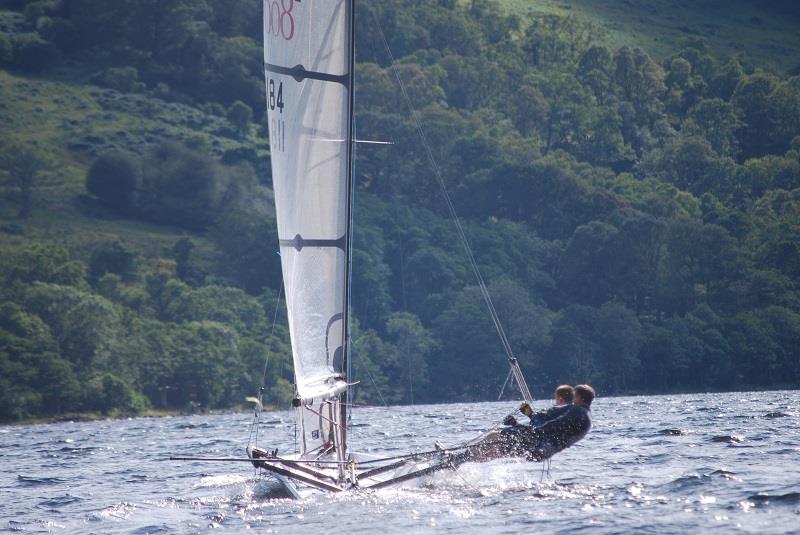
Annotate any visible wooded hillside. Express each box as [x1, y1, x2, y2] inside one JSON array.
[[1, 0, 799, 422]]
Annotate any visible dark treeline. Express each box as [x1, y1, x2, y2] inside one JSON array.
[[1, 0, 799, 422]]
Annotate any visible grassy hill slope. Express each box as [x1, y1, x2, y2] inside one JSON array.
[[0, 68, 265, 264], [495, 0, 800, 72]]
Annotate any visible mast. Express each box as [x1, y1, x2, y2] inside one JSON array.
[[340, 0, 356, 457], [263, 0, 356, 466]]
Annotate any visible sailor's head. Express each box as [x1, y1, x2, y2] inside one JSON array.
[[573, 384, 595, 408], [554, 385, 574, 405]]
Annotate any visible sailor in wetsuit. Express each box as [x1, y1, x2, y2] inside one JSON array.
[[468, 384, 594, 462], [504, 384, 574, 428]]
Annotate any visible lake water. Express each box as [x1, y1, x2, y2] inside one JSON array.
[[2, 391, 799, 534]]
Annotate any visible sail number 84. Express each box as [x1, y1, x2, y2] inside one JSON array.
[[268, 79, 284, 113], [268, 78, 286, 152]]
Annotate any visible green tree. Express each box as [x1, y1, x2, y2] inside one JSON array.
[[684, 98, 742, 158], [577, 45, 612, 100], [746, 188, 800, 279], [170, 237, 205, 286], [726, 307, 800, 388], [21, 283, 124, 372], [529, 72, 597, 155], [169, 320, 246, 408], [638, 135, 739, 200], [349, 322, 395, 405], [209, 209, 282, 294], [488, 154, 594, 239], [612, 46, 667, 125], [227, 100, 252, 139], [594, 302, 643, 392], [611, 46, 667, 156], [666, 58, 692, 89], [558, 220, 620, 306], [164, 284, 266, 337], [10, 33, 60, 72], [352, 226, 393, 330], [439, 53, 506, 110], [709, 58, 743, 101], [1, 242, 85, 287], [544, 304, 601, 387], [85, 151, 141, 211], [209, 0, 261, 39], [385, 312, 435, 404], [523, 15, 595, 70], [430, 281, 549, 401], [139, 141, 224, 230], [639, 306, 731, 392], [89, 239, 140, 284], [741, 153, 800, 199], [658, 221, 739, 315], [0, 142, 48, 219], [509, 83, 549, 137], [0, 302, 82, 420], [731, 72, 784, 159], [84, 373, 149, 415]]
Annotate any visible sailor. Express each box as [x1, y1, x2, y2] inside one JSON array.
[[503, 384, 574, 428], [469, 384, 595, 462]]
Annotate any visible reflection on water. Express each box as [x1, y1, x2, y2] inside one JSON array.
[[1, 391, 799, 534]]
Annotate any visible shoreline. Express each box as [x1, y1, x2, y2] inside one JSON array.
[[4, 387, 797, 427], [2, 405, 275, 427]]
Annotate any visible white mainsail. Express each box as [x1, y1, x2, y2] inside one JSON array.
[[247, 1, 535, 496], [264, 0, 354, 458]]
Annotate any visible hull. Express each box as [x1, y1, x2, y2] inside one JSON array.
[[248, 447, 472, 495], [247, 431, 493, 496]]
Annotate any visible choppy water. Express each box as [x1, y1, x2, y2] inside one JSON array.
[[2, 391, 799, 533]]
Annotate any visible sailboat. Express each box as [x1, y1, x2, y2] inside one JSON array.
[[246, 0, 533, 496]]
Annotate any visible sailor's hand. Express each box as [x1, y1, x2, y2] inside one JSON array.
[[502, 415, 518, 426], [519, 402, 532, 417]]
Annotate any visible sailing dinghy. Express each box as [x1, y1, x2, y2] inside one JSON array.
[[244, 0, 534, 496]]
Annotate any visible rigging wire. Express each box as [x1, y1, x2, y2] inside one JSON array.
[[353, 345, 389, 407], [397, 238, 414, 405], [369, 7, 533, 403], [247, 280, 285, 449]]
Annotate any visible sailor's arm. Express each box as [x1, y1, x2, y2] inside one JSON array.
[[502, 402, 533, 426]]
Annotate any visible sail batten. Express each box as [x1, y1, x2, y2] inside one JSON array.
[[265, 62, 350, 85]]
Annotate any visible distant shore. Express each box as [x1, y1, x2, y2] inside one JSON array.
[[2, 406, 276, 427]]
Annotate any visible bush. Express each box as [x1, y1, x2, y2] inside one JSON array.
[[12, 33, 60, 72], [227, 100, 252, 139], [90, 67, 143, 93], [85, 150, 141, 211], [36, 17, 77, 51], [220, 146, 257, 166], [89, 239, 139, 283], [23, 0, 54, 23], [138, 141, 223, 230], [0, 34, 12, 66], [85, 373, 150, 415]]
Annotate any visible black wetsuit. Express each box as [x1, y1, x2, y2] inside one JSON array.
[[530, 404, 571, 427], [500, 404, 591, 461]]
